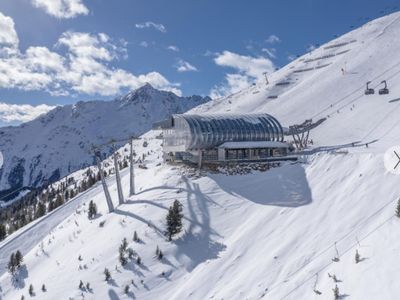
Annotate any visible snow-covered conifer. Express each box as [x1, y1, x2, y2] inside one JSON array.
[[28, 284, 34, 296], [333, 284, 339, 299], [104, 268, 111, 281], [165, 200, 183, 241], [355, 249, 361, 264]]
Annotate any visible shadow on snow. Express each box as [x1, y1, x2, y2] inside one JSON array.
[[210, 163, 312, 207], [174, 177, 226, 272]]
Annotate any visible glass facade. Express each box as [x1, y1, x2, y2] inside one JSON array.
[[163, 114, 284, 150]]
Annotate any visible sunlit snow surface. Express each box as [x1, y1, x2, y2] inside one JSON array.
[[2, 12, 400, 300]]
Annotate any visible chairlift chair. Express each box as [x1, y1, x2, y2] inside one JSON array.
[[364, 81, 374, 95], [379, 80, 389, 95]]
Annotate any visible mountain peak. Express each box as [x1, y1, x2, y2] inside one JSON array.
[[137, 82, 155, 91], [118, 83, 167, 104]]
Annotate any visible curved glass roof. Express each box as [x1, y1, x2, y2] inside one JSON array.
[[174, 114, 284, 149]]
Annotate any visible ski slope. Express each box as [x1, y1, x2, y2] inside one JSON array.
[[2, 11, 400, 300], [1, 134, 400, 300], [194, 12, 400, 150]]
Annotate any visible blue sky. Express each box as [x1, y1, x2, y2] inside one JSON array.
[[0, 0, 399, 125]]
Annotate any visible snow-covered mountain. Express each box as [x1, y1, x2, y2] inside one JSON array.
[[0, 84, 210, 201], [193, 12, 400, 149], [2, 11, 400, 300]]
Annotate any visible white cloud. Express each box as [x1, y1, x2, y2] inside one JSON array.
[[0, 13, 181, 97], [31, 0, 89, 19], [140, 41, 149, 48], [26, 47, 65, 73], [167, 45, 179, 52], [214, 51, 274, 78], [57, 31, 117, 61], [176, 59, 198, 72], [261, 48, 276, 59], [135, 22, 166, 33], [210, 74, 253, 99], [265, 34, 281, 44], [210, 51, 275, 98], [0, 12, 19, 57], [287, 54, 296, 61], [0, 102, 56, 124]]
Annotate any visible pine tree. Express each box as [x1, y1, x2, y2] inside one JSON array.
[[0, 223, 6, 241], [104, 268, 111, 281], [41, 284, 46, 292], [396, 198, 400, 218], [64, 189, 70, 200], [355, 249, 361, 264], [15, 250, 23, 268], [80, 180, 87, 192], [124, 285, 130, 294], [48, 201, 55, 212], [136, 256, 141, 265], [29, 284, 34, 296], [165, 200, 183, 241], [127, 248, 135, 260], [96, 171, 101, 182], [158, 250, 163, 260], [133, 231, 139, 242], [119, 238, 128, 266], [35, 202, 46, 219], [7, 253, 16, 275], [332, 274, 339, 283], [79, 280, 84, 289], [55, 194, 64, 208], [119, 249, 127, 266], [333, 284, 339, 299], [88, 200, 97, 219], [120, 238, 128, 252]]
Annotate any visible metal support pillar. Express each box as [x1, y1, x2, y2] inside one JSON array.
[[95, 151, 114, 213], [113, 146, 124, 205], [129, 138, 135, 196]]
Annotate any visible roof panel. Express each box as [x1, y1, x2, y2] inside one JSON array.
[[173, 114, 284, 149]]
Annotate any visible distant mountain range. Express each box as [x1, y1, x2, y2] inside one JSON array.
[[0, 83, 210, 201]]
